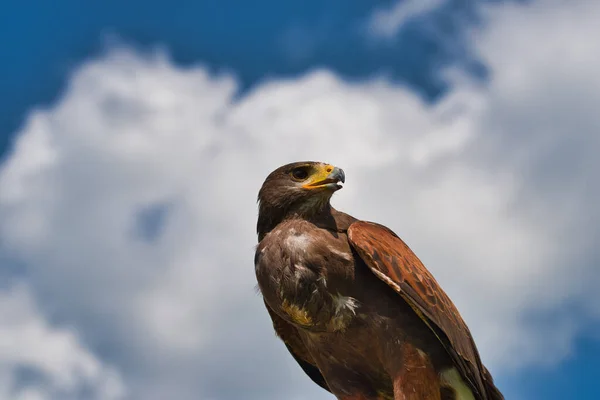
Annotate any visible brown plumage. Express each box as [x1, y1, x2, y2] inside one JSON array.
[[255, 161, 503, 400]]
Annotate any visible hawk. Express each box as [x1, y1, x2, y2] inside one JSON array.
[[255, 161, 503, 400]]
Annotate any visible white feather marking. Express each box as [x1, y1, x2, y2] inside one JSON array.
[[327, 246, 353, 261], [284, 233, 311, 250], [318, 276, 327, 288], [332, 294, 359, 315], [294, 263, 307, 279], [440, 368, 475, 400]]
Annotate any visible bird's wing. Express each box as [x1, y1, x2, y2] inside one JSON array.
[[263, 301, 331, 393], [347, 221, 503, 400]]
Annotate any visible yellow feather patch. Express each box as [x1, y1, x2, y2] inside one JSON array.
[[281, 299, 312, 326], [440, 368, 475, 400]]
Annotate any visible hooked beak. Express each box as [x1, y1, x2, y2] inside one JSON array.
[[303, 165, 345, 191]]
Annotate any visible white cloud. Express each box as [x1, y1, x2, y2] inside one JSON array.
[[0, 0, 599, 398], [0, 284, 125, 400]]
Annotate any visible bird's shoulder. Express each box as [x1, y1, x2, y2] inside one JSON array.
[[257, 218, 352, 258]]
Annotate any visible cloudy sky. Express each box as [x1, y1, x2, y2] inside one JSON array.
[[1, 0, 599, 399]]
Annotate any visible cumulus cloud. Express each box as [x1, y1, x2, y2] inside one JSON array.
[[0, 284, 125, 400], [0, 0, 598, 398]]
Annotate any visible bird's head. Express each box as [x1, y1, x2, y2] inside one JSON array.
[[257, 161, 345, 238]]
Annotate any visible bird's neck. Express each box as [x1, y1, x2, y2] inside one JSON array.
[[257, 200, 333, 242]]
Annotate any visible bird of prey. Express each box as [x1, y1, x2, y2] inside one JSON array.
[[254, 161, 504, 400]]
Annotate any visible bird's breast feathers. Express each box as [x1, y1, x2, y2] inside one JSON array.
[[255, 220, 358, 332]]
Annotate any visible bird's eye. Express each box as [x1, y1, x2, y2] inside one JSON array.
[[290, 167, 309, 181]]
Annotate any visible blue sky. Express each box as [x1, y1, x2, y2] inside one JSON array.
[[1, 1, 599, 399], [1, 0, 485, 147]]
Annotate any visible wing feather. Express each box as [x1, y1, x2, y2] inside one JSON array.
[[347, 221, 502, 400], [263, 301, 331, 393]]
